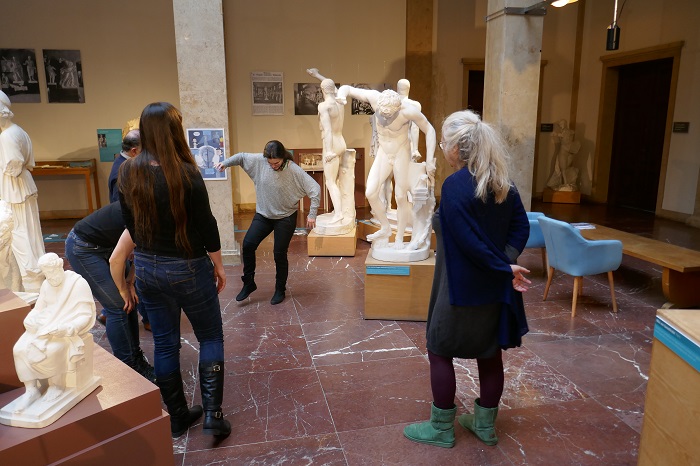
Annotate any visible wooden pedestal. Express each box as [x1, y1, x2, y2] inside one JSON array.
[[0, 290, 31, 393], [0, 346, 174, 465], [639, 309, 700, 465], [308, 227, 357, 257], [542, 187, 581, 204], [357, 220, 436, 249], [364, 252, 435, 321]]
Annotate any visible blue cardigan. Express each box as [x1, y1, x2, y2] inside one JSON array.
[[439, 168, 530, 348]]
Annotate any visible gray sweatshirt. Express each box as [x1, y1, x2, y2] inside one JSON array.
[[221, 152, 321, 219]]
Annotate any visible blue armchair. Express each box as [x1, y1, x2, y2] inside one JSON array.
[[525, 212, 547, 273], [538, 216, 623, 317]]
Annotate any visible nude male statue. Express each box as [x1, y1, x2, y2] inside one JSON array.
[[335, 85, 436, 250]]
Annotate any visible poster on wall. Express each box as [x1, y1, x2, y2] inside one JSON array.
[[251, 71, 283, 115], [43, 49, 85, 103], [96, 129, 123, 162], [294, 82, 322, 115], [0, 48, 41, 103], [187, 128, 227, 180], [350, 82, 391, 115]]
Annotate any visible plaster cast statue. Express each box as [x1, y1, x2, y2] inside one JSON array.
[[336, 84, 436, 261], [58, 58, 78, 89], [306, 68, 356, 235], [0, 200, 22, 292], [0, 253, 100, 428], [546, 119, 581, 192], [0, 90, 46, 292]]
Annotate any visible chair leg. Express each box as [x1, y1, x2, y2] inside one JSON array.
[[543, 266, 555, 301], [540, 249, 547, 276], [571, 277, 582, 318], [608, 271, 618, 313]]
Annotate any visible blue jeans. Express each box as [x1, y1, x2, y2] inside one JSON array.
[[134, 252, 224, 377], [64, 230, 141, 366], [242, 211, 298, 290]]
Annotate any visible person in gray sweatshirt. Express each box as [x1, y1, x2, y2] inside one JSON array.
[[215, 140, 321, 304]]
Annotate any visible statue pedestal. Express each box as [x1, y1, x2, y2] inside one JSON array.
[[307, 227, 357, 257], [0, 290, 31, 393], [364, 252, 434, 321], [357, 220, 436, 249], [542, 187, 581, 204], [0, 346, 173, 465]]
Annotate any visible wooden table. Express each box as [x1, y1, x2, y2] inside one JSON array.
[[32, 159, 101, 215], [580, 224, 700, 308]]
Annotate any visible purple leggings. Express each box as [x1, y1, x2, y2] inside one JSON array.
[[428, 350, 504, 410]]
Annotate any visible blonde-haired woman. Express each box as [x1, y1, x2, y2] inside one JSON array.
[[404, 110, 531, 448]]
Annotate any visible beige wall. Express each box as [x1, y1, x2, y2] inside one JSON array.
[[0, 0, 180, 215], [223, 0, 406, 206]]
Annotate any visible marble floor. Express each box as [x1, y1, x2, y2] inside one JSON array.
[[42, 201, 699, 465]]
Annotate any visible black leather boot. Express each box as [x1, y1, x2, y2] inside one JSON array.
[[156, 371, 203, 438], [199, 361, 231, 438], [236, 274, 257, 301], [270, 288, 285, 305]]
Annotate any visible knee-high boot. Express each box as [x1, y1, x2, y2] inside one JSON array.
[[199, 361, 231, 438], [156, 371, 203, 438], [236, 273, 257, 301]]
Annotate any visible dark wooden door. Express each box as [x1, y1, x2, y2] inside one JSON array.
[[467, 70, 485, 116], [608, 58, 672, 212]]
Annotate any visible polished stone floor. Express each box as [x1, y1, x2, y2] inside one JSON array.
[[42, 201, 699, 465]]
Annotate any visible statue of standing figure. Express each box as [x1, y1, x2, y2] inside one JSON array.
[[335, 83, 436, 261], [0, 90, 45, 292], [546, 119, 581, 192]]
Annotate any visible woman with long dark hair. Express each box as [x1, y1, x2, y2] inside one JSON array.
[[111, 102, 230, 440]]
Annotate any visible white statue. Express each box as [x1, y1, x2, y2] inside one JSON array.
[[306, 68, 356, 235], [336, 84, 436, 261], [0, 253, 100, 428], [546, 119, 581, 192], [0, 200, 22, 292], [0, 90, 46, 292]]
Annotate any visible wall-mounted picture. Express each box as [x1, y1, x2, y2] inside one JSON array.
[[251, 71, 283, 115], [0, 48, 41, 103], [187, 128, 227, 180], [43, 49, 85, 103], [294, 82, 322, 115], [96, 128, 123, 162], [350, 82, 391, 115], [296, 150, 323, 171]]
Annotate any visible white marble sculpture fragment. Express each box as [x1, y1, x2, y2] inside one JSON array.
[[335, 84, 436, 262], [546, 119, 582, 192], [0, 199, 22, 292], [0, 253, 100, 429], [306, 69, 356, 236], [0, 90, 46, 292]]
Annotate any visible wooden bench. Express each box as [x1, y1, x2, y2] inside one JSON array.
[[580, 224, 700, 308]]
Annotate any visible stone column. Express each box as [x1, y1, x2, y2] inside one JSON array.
[[483, 0, 545, 211], [172, 0, 239, 263]]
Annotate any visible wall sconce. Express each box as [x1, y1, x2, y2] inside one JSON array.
[[485, 0, 579, 21]]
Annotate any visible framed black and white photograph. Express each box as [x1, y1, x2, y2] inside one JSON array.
[[0, 48, 41, 103], [43, 49, 85, 103], [187, 128, 227, 180], [350, 82, 391, 115], [251, 71, 283, 115], [294, 82, 322, 115]]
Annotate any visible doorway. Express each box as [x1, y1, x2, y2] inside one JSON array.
[[608, 58, 673, 212]]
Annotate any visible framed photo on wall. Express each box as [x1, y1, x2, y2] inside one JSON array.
[[187, 128, 227, 180], [251, 71, 283, 115], [0, 48, 41, 103], [350, 82, 391, 115], [43, 49, 85, 103]]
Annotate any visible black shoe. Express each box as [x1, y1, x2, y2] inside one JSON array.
[[270, 289, 285, 305], [97, 313, 106, 325], [132, 350, 156, 383], [156, 371, 203, 438], [236, 282, 257, 301], [199, 362, 231, 438]]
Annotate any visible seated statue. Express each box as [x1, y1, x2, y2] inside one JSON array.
[[0, 253, 101, 428]]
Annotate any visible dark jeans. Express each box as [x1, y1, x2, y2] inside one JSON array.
[[64, 230, 140, 366], [134, 252, 224, 377], [242, 211, 298, 290]]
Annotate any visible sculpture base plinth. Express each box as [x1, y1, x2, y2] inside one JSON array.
[[308, 227, 356, 257], [0, 346, 173, 465], [364, 252, 434, 321], [370, 243, 430, 262], [313, 213, 356, 236], [357, 220, 436, 249], [542, 187, 581, 204]]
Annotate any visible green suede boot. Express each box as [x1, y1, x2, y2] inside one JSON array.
[[403, 403, 457, 448], [458, 398, 499, 446]]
